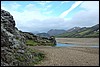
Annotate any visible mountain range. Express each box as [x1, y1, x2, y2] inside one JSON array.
[[47, 29, 66, 36], [55, 24, 99, 38], [36, 24, 99, 38], [36, 29, 66, 38], [36, 33, 50, 38]]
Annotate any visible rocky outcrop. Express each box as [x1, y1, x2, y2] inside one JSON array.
[[1, 9, 45, 66], [1, 9, 56, 66], [21, 32, 56, 46], [21, 32, 37, 41]]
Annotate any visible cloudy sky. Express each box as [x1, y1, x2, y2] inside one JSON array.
[[1, 1, 99, 33]]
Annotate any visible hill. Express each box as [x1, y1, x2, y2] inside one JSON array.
[[36, 33, 50, 38], [55, 24, 99, 38], [47, 29, 66, 36]]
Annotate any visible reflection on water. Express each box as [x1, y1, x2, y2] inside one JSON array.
[[56, 43, 99, 48]]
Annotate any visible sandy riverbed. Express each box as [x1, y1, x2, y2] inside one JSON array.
[[56, 38, 99, 46], [28, 38, 99, 66], [28, 46, 99, 66]]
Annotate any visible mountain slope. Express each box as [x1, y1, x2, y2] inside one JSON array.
[[67, 27, 81, 32], [47, 29, 66, 36], [36, 33, 50, 38], [55, 24, 99, 38]]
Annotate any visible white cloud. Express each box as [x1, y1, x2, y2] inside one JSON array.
[[69, 10, 99, 27], [46, 5, 52, 8], [25, 4, 35, 10], [10, 2, 21, 10], [25, 3, 42, 12], [1, 2, 52, 32], [3, 3, 54, 32], [80, 1, 99, 10], [36, 1, 47, 6], [65, 1, 99, 27], [1, 1, 99, 33], [43, 4, 52, 11], [11, 10, 50, 28], [26, 18, 68, 32], [1, 4, 7, 10], [61, 1, 70, 4], [43, 10, 53, 15], [45, 1, 52, 3], [60, 1, 83, 18], [1, 2, 21, 12], [35, 1, 52, 7]]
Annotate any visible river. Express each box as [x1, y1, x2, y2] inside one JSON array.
[[56, 43, 99, 48]]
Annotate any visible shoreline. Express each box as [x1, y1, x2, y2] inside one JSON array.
[[28, 38, 99, 66], [55, 38, 99, 46]]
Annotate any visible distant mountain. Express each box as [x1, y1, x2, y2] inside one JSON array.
[[47, 29, 66, 36], [32, 31, 40, 35], [36, 33, 50, 38], [66, 27, 81, 32], [55, 24, 99, 38]]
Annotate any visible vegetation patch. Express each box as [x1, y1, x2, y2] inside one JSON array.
[[26, 40, 38, 46], [28, 49, 45, 65], [26, 39, 56, 46], [33, 52, 45, 64], [14, 48, 45, 66]]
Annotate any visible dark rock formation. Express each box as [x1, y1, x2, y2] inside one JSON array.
[[1, 9, 56, 66], [1, 9, 41, 66], [21, 32, 56, 46], [21, 32, 37, 41], [49, 36, 56, 45]]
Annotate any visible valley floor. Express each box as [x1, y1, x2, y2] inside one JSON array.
[[28, 46, 99, 66], [55, 38, 99, 46], [28, 38, 99, 66]]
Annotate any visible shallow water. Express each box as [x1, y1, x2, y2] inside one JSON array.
[[56, 43, 99, 48]]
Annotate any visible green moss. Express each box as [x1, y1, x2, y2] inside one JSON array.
[[26, 40, 38, 46]]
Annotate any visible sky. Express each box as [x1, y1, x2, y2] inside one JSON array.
[[1, 1, 99, 33]]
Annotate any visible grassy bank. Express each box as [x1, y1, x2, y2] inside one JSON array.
[[27, 48, 45, 66], [26, 40, 55, 46]]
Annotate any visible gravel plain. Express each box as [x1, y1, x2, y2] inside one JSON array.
[[28, 38, 99, 66]]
